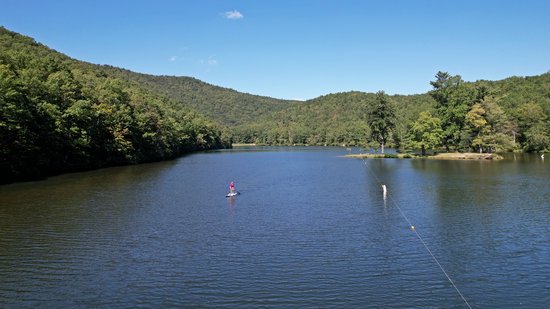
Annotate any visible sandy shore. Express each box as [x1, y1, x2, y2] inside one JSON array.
[[345, 152, 504, 160], [429, 152, 503, 160]]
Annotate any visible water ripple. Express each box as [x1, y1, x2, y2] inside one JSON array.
[[1, 149, 548, 308]]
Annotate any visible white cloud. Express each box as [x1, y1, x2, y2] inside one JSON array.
[[200, 56, 218, 66], [224, 10, 243, 20], [169, 56, 177, 62]]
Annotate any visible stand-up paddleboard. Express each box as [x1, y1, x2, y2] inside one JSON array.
[[226, 191, 240, 197]]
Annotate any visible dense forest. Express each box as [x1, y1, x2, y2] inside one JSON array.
[[0, 27, 228, 184], [234, 73, 550, 154], [1, 26, 549, 183], [231, 91, 434, 147], [102, 67, 301, 127]]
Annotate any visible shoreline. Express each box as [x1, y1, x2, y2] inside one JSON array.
[[345, 152, 504, 160]]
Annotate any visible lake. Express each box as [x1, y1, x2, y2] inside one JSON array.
[[0, 147, 548, 308]]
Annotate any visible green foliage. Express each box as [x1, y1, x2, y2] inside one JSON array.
[[461, 96, 515, 153], [232, 91, 375, 146], [232, 91, 434, 148], [426, 71, 550, 153], [365, 91, 397, 154], [512, 102, 548, 151], [390, 94, 436, 148], [0, 27, 228, 183], [430, 72, 477, 150], [100, 67, 299, 127], [232, 71, 549, 154], [465, 103, 489, 153], [408, 111, 443, 156], [2, 26, 550, 184], [523, 123, 549, 152]]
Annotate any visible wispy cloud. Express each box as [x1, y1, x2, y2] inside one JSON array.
[[224, 10, 244, 20], [207, 58, 217, 66], [200, 56, 218, 66], [169, 56, 177, 62]]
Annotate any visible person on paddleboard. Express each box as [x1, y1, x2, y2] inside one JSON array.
[[229, 181, 235, 194]]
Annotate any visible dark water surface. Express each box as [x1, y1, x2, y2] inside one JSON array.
[[1, 147, 548, 308]]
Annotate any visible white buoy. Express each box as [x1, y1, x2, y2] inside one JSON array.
[[542, 154, 545, 159]]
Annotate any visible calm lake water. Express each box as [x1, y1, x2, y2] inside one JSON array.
[[1, 147, 548, 308]]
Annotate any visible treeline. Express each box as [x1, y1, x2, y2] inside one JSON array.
[[234, 72, 550, 153], [232, 91, 434, 147], [232, 92, 371, 146], [406, 72, 550, 153], [0, 27, 228, 184]]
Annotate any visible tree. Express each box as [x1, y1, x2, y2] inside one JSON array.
[[523, 123, 549, 152], [408, 111, 443, 156], [512, 102, 548, 151], [479, 96, 515, 152], [365, 91, 396, 154], [429, 71, 478, 151], [465, 103, 489, 153]]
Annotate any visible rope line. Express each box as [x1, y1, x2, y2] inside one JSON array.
[[360, 156, 472, 309]]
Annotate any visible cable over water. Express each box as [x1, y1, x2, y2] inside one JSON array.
[[360, 156, 473, 309]]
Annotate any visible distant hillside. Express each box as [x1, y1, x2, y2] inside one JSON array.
[[101, 67, 301, 127], [0, 27, 228, 183], [232, 91, 435, 146], [233, 73, 550, 150], [489, 74, 550, 112]]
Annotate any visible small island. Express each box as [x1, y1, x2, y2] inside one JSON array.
[[345, 152, 504, 160]]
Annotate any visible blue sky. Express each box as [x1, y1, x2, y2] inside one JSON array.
[[1, 0, 549, 100]]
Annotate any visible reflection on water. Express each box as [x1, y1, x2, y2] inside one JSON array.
[[228, 196, 235, 208], [0, 149, 548, 308], [382, 184, 387, 207]]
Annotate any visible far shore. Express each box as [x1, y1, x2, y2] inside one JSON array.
[[345, 152, 504, 160], [230, 144, 505, 160]]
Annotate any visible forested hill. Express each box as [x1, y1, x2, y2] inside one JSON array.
[[233, 73, 550, 150], [2, 26, 549, 183], [232, 91, 435, 146], [102, 68, 301, 127], [0, 27, 229, 184], [487, 74, 550, 111]]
